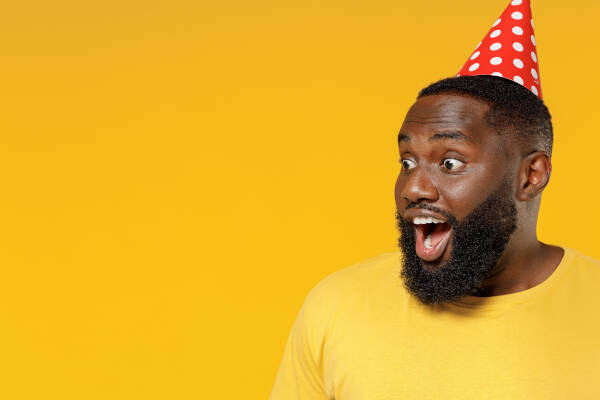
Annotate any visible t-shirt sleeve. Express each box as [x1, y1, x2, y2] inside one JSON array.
[[269, 284, 331, 400]]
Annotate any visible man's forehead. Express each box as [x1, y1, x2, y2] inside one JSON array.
[[402, 94, 488, 127]]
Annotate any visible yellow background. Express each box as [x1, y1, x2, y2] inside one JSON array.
[[1, 0, 597, 398]]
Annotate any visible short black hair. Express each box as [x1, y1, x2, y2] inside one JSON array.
[[417, 75, 553, 156]]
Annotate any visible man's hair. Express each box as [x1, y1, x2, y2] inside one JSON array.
[[417, 75, 553, 156]]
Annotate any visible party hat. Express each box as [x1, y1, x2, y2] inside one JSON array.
[[457, 0, 542, 98]]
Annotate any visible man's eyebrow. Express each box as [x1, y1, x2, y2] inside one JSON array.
[[397, 131, 472, 144], [429, 131, 472, 142]]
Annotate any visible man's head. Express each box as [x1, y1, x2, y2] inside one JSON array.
[[394, 75, 553, 305]]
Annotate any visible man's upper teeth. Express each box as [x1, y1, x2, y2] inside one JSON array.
[[413, 216, 444, 224]]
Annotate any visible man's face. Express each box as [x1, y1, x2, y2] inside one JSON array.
[[394, 93, 518, 304]]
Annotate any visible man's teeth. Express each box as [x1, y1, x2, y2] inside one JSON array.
[[424, 233, 433, 249], [413, 216, 444, 225]]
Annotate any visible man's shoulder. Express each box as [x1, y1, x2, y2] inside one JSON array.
[[568, 246, 600, 265], [553, 246, 600, 307], [318, 249, 400, 286], [565, 246, 600, 274], [303, 250, 403, 309]]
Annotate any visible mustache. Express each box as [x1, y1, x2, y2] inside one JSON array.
[[399, 202, 458, 226]]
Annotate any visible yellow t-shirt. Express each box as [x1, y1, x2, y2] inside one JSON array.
[[269, 246, 600, 399]]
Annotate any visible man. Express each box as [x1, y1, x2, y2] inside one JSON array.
[[270, 1, 600, 398]]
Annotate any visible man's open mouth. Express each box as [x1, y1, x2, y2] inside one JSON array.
[[413, 216, 452, 262]]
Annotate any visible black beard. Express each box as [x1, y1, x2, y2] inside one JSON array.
[[396, 176, 517, 305]]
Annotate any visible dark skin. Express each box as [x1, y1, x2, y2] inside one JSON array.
[[395, 93, 564, 297]]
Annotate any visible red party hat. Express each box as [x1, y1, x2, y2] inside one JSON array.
[[457, 0, 542, 99]]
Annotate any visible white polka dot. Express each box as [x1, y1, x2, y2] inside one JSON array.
[[490, 29, 501, 38], [530, 19, 534, 28], [475, 41, 482, 49], [470, 51, 480, 60], [531, 86, 539, 96], [511, 11, 523, 20], [491, 72, 503, 77], [531, 51, 537, 63], [490, 42, 502, 51], [513, 42, 524, 52], [512, 26, 524, 35], [490, 57, 503, 65], [513, 75, 524, 85], [531, 68, 538, 79], [469, 63, 480, 72], [493, 18, 501, 27], [511, 0, 523, 5], [513, 58, 524, 69], [531, 35, 536, 45]]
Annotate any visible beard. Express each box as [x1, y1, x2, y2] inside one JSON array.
[[396, 175, 517, 305]]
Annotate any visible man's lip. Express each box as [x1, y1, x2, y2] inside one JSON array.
[[404, 209, 449, 224], [414, 222, 453, 263]]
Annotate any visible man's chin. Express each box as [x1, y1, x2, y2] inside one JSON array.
[[398, 230, 489, 305], [419, 259, 447, 274], [401, 255, 472, 305]]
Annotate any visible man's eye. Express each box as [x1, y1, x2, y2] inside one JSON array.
[[400, 159, 416, 170], [442, 158, 465, 170]]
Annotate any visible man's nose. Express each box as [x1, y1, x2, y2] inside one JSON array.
[[400, 167, 439, 204]]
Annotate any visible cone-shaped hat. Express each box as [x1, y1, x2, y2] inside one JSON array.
[[457, 0, 542, 98]]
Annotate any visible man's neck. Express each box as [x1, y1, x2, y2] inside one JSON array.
[[471, 238, 564, 297]]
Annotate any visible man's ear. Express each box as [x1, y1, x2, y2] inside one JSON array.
[[516, 151, 551, 201]]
